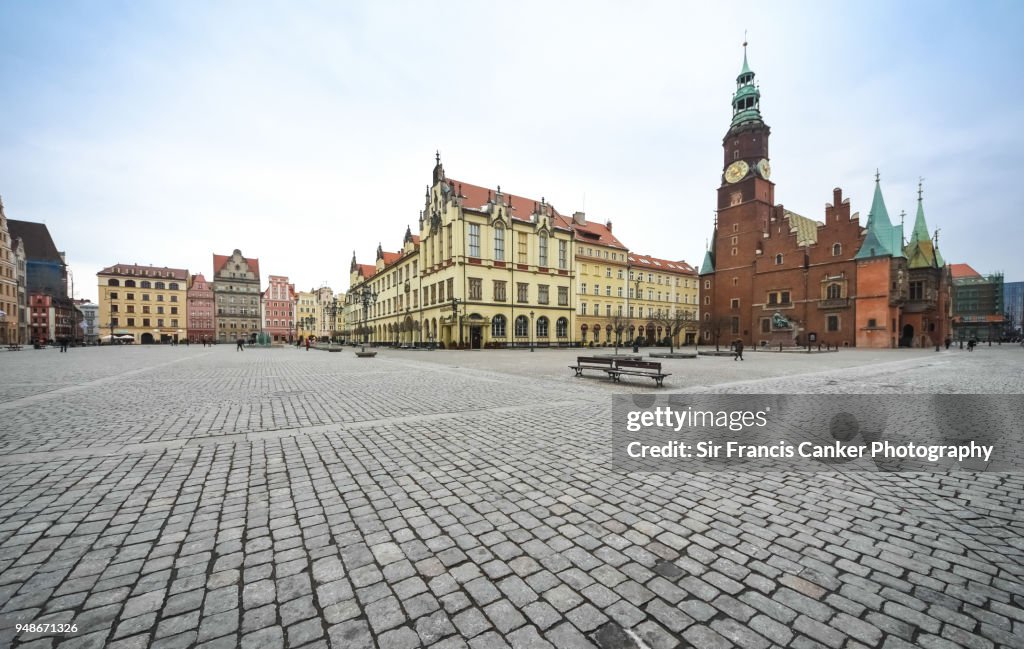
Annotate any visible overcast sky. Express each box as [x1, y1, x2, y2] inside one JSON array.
[[2, 1, 1021, 303]]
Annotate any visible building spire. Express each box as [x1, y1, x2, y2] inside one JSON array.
[[730, 38, 761, 128]]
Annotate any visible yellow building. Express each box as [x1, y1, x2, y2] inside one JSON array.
[[570, 214, 631, 346], [627, 253, 700, 346], [97, 264, 189, 343], [295, 290, 318, 340], [349, 156, 576, 348]]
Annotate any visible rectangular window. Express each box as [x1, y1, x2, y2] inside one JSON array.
[[538, 285, 549, 305], [517, 233, 528, 264], [447, 278, 454, 302], [142, 294, 150, 301], [468, 278, 482, 300], [581, 283, 587, 295], [157, 306, 164, 314], [761, 318, 771, 333], [494, 281, 507, 302], [143, 318, 151, 327], [558, 240, 568, 269], [558, 286, 568, 306], [539, 235, 548, 267], [468, 224, 481, 257], [909, 281, 924, 300], [605, 285, 611, 296], [157, 319, 164, 327], [781, 291, 791, 304], [494, 227, 505, 261], [731, 317, 740, 334], [606, 304, 611, 316], [827, 315, 839, 332], [517, 282, 528, 303], [109, 292, 118, 299], [438, 282, 445, 303]]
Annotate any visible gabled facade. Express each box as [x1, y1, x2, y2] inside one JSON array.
[[701, 46, 950, 349], [626, 253, 699, 347], [212, 249, 261, 343], [348, 155, 576, 349], [187, 273, 215, 343], [262, 276, 296, 342]]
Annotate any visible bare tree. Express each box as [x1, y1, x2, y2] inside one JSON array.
[[700, 315, 734, 352], [609, 313, 629, 355], [652, 309, 699, 354]]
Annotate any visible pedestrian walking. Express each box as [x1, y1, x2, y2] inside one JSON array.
[[733, 338, 744, 361], [305, 338, 310, 351], [60, 337, 68, 352], [236, 337, 244, 351]]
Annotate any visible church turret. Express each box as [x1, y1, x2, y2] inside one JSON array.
[[856, 172, 904, 260], [730, 42, 763, 130], [905, 181, 944, 268]]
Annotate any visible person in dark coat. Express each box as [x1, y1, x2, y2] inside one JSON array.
[[236, 337, 245, 351], [733, 338, 744, 361]]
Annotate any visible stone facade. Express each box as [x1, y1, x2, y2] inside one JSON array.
[[212, 249, 261, 343]]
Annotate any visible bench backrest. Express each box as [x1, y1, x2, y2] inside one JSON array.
[[577, 356, 614, 365], [615, 360, 662, 371]]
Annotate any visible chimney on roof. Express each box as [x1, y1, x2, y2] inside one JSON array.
[[605, 220, 612, 232], [572, 211, 586, 225]]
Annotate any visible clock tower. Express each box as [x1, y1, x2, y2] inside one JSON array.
[[718, 43, 774, 210]]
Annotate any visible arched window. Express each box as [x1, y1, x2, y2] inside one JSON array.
[[494, 225, 505, 261], [775, 254, 783, 265], [556, 317, 568, 338], [536, 316, 549, 338], [124, 280, 136, 287], [826, 284, 842, 299], [514, 315, 529, 337], [538, 232, 549, 267], [141, 281, 151, 288], [169, 282, 179, 290], [107, 279, 120, 286], [492, 314, 506, 337], [155, 282, 165, 289], [832, 243, 842, 257]]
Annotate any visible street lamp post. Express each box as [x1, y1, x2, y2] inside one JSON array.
[[353, 286, 378, 351], [530, 310, 535, 352], [449, 297, 463, 348], [633, 277, 642, 353]]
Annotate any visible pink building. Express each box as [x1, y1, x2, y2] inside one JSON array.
[[187, 273, 215, 343], [262, 275, 296, 342]]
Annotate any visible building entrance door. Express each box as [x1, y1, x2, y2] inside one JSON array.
[[470, 326, 482, 349], [900, 324, 914, 347]]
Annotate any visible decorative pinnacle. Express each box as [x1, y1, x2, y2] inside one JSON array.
[[435, 150, 440, 164], [875, 169, 880, 183], [918, 177, 924, 201]]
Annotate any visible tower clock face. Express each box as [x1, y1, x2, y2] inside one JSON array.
[[757, 159, 771, 179], [725, 160, 749, 184]]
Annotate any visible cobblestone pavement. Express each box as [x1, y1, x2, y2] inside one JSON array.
[[1, 346, 1022, 649]]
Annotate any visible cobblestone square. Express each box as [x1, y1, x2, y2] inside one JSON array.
[[1, 346, 1022, 648]]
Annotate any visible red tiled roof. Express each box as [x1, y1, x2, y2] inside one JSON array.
[[99, 263, 189, 280], [627, 253, 697, 275], [357, 264, 377, 279], [213, 253, 260, 278], [949, 263, 981, 279], [449, 178, 570, 230], [381, 251, 401, 265], [571, 219, 628, 250]]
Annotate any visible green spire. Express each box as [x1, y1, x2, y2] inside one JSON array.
[[856, 171, 905, 259], [730, 40, 762, 128], [909, 180, 930, 244], [700, 248, 715, 275], [904, 180, 944, 268]]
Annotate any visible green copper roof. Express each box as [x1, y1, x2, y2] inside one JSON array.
[[904, 190, 944, 268], [730, 45, 762, 128], [700, 247, 715, 275], [855, 176, 905, 260]]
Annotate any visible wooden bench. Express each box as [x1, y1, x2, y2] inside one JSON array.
[[569, 356, 615, 377], [607, 360, 671, 387], [6, 344, 22, 351]]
